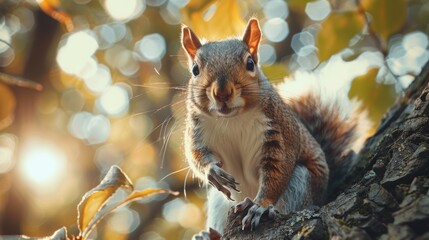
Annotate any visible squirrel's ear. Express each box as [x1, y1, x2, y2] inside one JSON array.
[[181, 25, 202, 61], [242, 18, 261, 63]]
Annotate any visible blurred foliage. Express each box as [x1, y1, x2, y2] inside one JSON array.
[[361, 0, 407, 42], [317, 11, 364, 62], [349, 68, 397, 124], [181, 0, 246, 39], [0, 83, 15, 130], [0, 0, 428, 239]]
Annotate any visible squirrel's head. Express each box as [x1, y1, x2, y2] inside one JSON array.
[[181, 18, 262, 118]]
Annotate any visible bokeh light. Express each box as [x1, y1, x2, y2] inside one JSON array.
[[56, 30, 99, 75], [385, 31, 429, 87], [104, 0, 146, 21], [0, 27, 12, 54], [97, 84, 130, 116], [14, 8, 35, 33], [68, 112, 111, 144], [135, 33, 167, 62], [259, 44, 276, 65], [263, 0, 288, 19], [0, 134, 17, 174], [83, 64, 112, 93], [94, 144, 123, 173], [291, 31, 315, 56], [262, 18, 289, 43], [146, 0, 168, 7], [305, 0, 331, 21], [162, 198, 202, 228], [108, 208, 141, 234], [161, 2, 183, 25], [18, 140, 67, 190]]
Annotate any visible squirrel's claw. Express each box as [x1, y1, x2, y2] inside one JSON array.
[[208, 174, 233, 201], [207, 162, 240, 200], [235, 198, 276, 231], [234, 197, 253, 213], [192, 228, 221, 240]]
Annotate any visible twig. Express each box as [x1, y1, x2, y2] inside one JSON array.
[[355, 0, 404, 89], [355, 0, 386, 54], [0, 72, 43, 91]]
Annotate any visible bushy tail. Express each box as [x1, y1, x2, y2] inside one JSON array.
[[276, 73, 371, 194]]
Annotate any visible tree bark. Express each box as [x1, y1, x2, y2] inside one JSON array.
[[222, 61, 429, 239]]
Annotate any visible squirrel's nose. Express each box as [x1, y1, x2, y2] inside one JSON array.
[[213, 84, 234, 103]]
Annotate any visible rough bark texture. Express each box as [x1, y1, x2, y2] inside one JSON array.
[[222, 61, 429, 240]]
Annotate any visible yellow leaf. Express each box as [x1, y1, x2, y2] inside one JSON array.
[[348, 68, 397, 126], [77, 165, 133, 238], [81, 188, 178, 239], [181, 0, 246, 40], [123, 188, 179, 203], [361, 0, 407, 41], [77, 166, 178, 239], [317, 11, 365, 62], [0, 83, 16, 130]]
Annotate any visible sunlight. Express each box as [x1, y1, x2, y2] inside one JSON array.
[[18, 141, 67, 189]]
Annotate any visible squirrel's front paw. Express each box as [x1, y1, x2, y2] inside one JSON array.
[[192, 228, 221, 240], [207, 162, 239, 201], [234, 197, 277, 231]]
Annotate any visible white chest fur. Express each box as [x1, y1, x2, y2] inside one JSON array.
[[199, 108, 269, 201]]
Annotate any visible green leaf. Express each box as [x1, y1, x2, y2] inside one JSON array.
[[261, 63, 290, 84], [348, 68, 397, 126], [361, 0, 407, 41], [288, 0, 317, 12], [77, 165, 133, 238], [317, 11, 365, 62]]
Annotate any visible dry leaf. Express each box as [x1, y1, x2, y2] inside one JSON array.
[[77, 165, 133, 238]]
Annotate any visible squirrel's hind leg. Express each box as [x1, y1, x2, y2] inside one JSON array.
[[276, 164, 313, 213], [206, 187, 234, 234]]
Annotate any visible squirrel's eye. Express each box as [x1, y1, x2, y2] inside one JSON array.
[[246, 56, 255, 71], [192, 63, 200, 77]]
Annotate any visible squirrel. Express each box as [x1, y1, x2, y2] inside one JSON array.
[[180, 18, 369, 238]]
